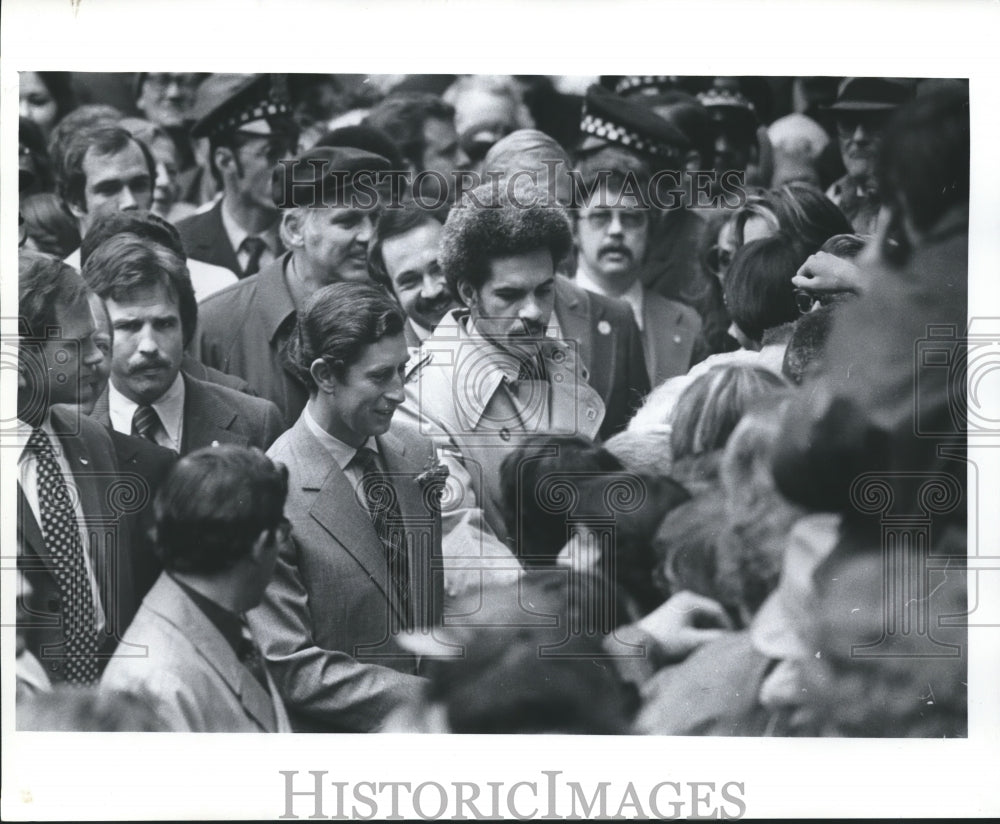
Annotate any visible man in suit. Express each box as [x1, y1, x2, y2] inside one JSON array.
[[403, 181, 607, 549], [175, 74, 299, 279], [101, 445, 292, 732], [81, 233, 284, 455], [15, 251, 138, 688], [368, 201, 650, 439], [194, 145, 393, 427], [572, 146, 702, 388], [248, 282, 448, 732]]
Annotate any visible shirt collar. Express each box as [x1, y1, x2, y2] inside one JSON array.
[[574, 266, 645, 330], [408, 317, 432, 343], [220, 197, 280, 258], [302, 405, 377, 471], [108, 372, 185, 447], [171, 575, 245, 656], [15, 411, 54, 463]]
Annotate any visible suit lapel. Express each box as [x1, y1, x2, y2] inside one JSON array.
[[554, 276, 594, 371], [290, 420, 402, 622], [145, 576, 278, 732], [200, 201, 242, 275], [180, 375, 242, 453]]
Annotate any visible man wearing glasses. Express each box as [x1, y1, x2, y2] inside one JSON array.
[[824, 77, 913, 235], [572, 147, 701, 388], [176, 74, 299, 279]]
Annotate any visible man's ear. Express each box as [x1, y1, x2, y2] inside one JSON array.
[[249, 529, 273, 566], [456, 280, 477, 309], [213, 146, 236, 177], [281, 209, 306, 250], [309, 357, 338, 393], [66, 197, 87, 221]]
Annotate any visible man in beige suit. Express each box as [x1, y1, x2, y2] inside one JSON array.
[[101, 445, 292, 732], [402, 181, 607, 550]]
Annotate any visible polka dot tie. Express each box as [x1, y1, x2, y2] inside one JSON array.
[[27, 428, 99, 684], [352, 447, 411, 629]]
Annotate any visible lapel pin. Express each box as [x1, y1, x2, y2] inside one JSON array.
[[211, 440, 221, 447], [79, 457, 89, 465], [673, 334, 682, 344], [597, 320, 612, 336]]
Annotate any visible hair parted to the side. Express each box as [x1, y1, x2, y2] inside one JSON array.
[[81, 232, 199, 347], [438, 180, 573, 298], [56, 125, 155, 216], [287, 280, 406, 391], [18, 249, 89, 338], [153, 445, 289, 575], [80, 209, 185, 267]]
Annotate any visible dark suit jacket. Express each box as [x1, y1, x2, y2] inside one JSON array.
[[107, 430, 177, 601], [554, 275, 651, 439], [193, 254, 307, 427], [179, 374, 285, 454], [16, 409, 138, 684], [94, 374, 285, 456], [249, 413, 445, 732], [175, 199, 242, 277]]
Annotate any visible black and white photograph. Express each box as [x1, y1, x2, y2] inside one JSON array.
[[2, 0, 998, 819]]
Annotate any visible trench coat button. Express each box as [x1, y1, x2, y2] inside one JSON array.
[[499, 428, 511, 441], [673, 334, 682, 344], [597, 320, 612, 336], [553, 372, 564, 383]]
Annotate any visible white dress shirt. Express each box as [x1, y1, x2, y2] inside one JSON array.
[[108, 372, 186, 452], [15, 414, 105, 632]]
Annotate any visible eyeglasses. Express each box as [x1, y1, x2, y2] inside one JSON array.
[[583, 208, 649, 231], [835, 110, 891, 137]]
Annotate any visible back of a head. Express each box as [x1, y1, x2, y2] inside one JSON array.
[[18, 249, 88, 338], [19, 192, 81, 259], [500, 434, 623, 566], [670, 363, 789, 461], [153, 445, 289, 576], [723, 234, 804, 344], [80, 208, 184, 267], [878, 85, 970, 235], [422, 577, 638, 734], [782, 303, 838, 386], [767, 182, 854, 254]]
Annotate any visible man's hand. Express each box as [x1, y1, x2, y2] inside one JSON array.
[[792, 250, 867, 296], [637, 590, 734, 664]]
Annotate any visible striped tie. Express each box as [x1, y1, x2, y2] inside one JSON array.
[[131, 405, 161, 442]]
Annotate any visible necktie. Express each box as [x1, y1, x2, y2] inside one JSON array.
[[351, 447, 411, 628], [237, 621, 271, 692], [131, 405, 161, 442], [26, 428, 99, 684], [241, 236, 267, 278]]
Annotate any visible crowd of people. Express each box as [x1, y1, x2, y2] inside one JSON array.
[[15, 71, 969, 736]]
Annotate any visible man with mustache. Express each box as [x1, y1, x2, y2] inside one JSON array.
[[82, 233, 284, 456], [403, 180, 606, 550], [368, 202, 458, 356], [824, 78, 913, 235], [194, 145, 393, 427], [573, 147, 701, 387]]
